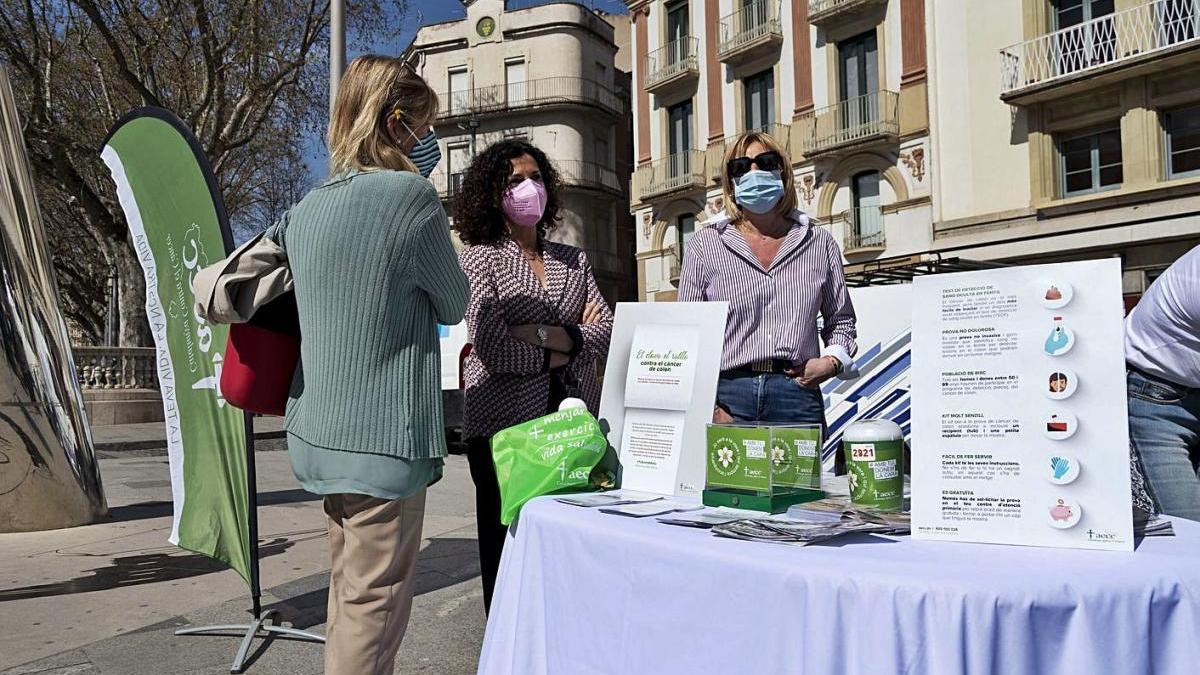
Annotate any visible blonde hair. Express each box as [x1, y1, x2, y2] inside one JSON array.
[[720, 130, 797, 219], [327, 55, 439, 176]]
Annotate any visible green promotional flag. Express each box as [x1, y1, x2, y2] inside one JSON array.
[[101, 109, 252, 584]]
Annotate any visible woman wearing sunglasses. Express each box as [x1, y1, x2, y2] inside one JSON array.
[[678, 130, 858, 431]]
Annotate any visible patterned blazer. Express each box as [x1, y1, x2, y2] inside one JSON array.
[[459, 238, 614, 440]]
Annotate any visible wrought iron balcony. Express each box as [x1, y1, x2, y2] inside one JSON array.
[[436, 161, 619, 201], [438, 76, 623, 120], [808, 0, 889, 28], [798, 90, 899, 157], [718, 1, 784, 64], [557, 160, 622, 194], [842, 206, 886, 253], [1000, 0, 1200, 103], [645, 37, 700, 94], [637, 151, 707, 201], [747, 122, 792, 147], [713, 123, 793, 180]]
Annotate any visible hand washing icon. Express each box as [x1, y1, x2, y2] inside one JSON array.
[[1047, 454, 1080, 484], [1051, 457, 1070, 480]]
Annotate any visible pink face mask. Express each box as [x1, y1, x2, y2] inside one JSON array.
[[502, 178, 547, 228]]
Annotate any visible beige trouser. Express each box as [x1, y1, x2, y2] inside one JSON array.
[[323, 489, 426, 675]]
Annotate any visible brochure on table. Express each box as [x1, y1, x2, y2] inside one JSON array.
[[598, 302, 727, 497], [910, 259, 1133, 551]]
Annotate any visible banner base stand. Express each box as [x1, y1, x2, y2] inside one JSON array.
[[175, 609, 325, 674]]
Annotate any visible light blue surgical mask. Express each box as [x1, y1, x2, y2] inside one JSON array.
[[407, 129, 442, 178], [734, 169, 785, 214]]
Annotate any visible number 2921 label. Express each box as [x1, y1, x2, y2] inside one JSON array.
[[850, 443, 877, 462]]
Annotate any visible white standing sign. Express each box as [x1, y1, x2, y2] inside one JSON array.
[[439, 322, 469, 390], [599, 302, 727, 497], [910, 259, 1133, 551]]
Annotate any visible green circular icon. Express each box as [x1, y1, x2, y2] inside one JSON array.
[[709, 438, 741, 478], [477, 16, 496, 38]]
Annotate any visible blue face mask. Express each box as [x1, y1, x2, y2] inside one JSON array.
[[408, 130, 442, 178], [734, 169, 785, 214]]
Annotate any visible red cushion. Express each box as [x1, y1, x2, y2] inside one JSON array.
[[220, 323, 299, 416]]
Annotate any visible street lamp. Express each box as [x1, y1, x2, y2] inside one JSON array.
[[457, 118, 480, 158]]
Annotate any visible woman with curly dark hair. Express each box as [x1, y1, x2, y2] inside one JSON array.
[[454, 139, 613, 613]]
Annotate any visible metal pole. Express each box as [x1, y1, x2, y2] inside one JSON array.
[[243, 411, 262, 619], [106, 265, 118, 346], [330, 0, 346, 113]]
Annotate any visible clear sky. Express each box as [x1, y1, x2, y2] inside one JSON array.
[[303, 0, 628, 183]]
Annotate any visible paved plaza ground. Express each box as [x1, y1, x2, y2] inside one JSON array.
[[0, 436, 487, 674]]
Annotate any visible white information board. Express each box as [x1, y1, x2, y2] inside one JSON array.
[[599, 302, 727, 497], [910, 259, 1133, 551], [439, 322, 469, 390]]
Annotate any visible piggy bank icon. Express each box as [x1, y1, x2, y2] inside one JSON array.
[[1050, 500, 1073, 522]]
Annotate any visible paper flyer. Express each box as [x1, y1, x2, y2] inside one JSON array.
[[910, 259, 1133, 551], [624, 323, 700, 411], [619, 409, 687, 496]]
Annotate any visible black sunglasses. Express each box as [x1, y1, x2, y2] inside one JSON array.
[[727, 151, 784, 179]]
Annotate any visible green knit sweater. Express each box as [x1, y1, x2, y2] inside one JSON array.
[[268, 169, 468, 461]]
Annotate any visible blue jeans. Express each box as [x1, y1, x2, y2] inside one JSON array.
[[716, 372, 826, 429], [1128, 369, 1200, 521]]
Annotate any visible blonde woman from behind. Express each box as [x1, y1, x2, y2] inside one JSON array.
[[266, 55, 468, 675]]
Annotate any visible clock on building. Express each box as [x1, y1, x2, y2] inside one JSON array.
[[476, 16, 496, 38]]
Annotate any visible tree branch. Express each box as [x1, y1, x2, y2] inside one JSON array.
[[70, 0, 161, 106]]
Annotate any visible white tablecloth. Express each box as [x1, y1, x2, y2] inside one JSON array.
[[478, 497, 1200, 675]]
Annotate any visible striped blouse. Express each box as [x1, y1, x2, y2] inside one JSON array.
[[677, 210, 858, 376]]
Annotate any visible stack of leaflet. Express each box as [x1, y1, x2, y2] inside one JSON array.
[[555, 491, 705, 518], [710, 519, 897, 546], [1134, 508, 1175, 537], [787, 498, 911, 535]]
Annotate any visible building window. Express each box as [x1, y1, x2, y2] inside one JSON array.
[[850, 171, 883, 245], [666, 0, 689, 44], [1166, 105, 1200, 179], [838, 30, 878, 103], [448, 144, 471, 193], [665, 0, 690, 67], [676, 214, 697, 255], [1053, 0, 1116, 72], [1059, 128, 1122, 196], [1054, 0, 1115, 30], [594, 136, 610, 166], [594, 61, 609, 86], [667, 100, 694, 157], [505, 58, 527, 105], [448, 68, 469, 114], [743, 69, 775, 132], [591, 207, 615, 254]]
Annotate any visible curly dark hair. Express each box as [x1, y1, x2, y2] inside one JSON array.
[[452, 139, 562, 246]]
